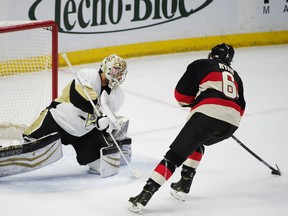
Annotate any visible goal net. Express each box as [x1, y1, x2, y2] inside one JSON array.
[[0, 20, 58, 139]]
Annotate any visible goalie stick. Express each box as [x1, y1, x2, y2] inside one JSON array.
[[62, 53, 141, 178]]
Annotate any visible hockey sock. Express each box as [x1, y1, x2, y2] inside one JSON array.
[[183, 146, 204, 170], [149, 158, 177, 186]]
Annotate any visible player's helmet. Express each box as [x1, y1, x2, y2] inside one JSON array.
[[208, 43, 234, 65], [100, 54, 128, 90]]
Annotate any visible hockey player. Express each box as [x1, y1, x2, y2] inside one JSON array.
[[128, 43, 246, 212], [22, 54, 131, 176]]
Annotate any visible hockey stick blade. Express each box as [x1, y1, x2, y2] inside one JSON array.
[[271, 164, 281, 176], [132, 169, 142, 178], [231, 135, 281, 176]]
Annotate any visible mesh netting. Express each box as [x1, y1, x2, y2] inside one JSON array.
[[0, 21, 54, 138]]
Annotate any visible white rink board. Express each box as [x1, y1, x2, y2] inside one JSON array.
[[0, 0, 287, 52]]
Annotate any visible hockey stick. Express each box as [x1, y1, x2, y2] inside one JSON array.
[[62, 53, 141, 178], [231, 135, 281, 176]]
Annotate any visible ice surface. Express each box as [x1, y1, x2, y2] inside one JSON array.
[[0, 45, 287, 216]]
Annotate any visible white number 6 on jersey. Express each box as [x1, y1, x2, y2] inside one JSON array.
[[222, 71, 237, 99]]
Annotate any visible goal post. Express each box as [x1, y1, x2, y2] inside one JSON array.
[[0, 20, 58, 138]]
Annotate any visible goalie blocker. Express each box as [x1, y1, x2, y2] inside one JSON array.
[[0, 132, 62, 177]]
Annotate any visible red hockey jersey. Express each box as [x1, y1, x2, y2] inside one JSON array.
[[174, 59, 246, 126]]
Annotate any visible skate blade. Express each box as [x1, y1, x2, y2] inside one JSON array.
[[170, 188, 187, 201], [128, 201, 144, 213]]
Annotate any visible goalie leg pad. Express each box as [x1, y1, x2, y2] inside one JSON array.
[[88, 146, 120, 177], [0, 132, 62, 177], [104, 134, 132, 166]]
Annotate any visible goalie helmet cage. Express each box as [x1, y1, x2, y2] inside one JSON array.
[[0, 20, 58, 139]]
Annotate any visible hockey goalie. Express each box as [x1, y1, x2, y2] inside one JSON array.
[[0, 54, 132, 178]]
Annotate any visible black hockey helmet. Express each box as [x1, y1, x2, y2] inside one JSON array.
[[208, 43, 234, 65]]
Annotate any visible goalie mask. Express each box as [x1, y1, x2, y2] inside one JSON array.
[[100, 54, 128, 90]]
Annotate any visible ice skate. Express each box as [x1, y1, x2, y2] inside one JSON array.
[[128, 180, 159, 213], [170, 177, 192, 201], [128, 189, 153, 212], [170, 168, 196, 201]]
